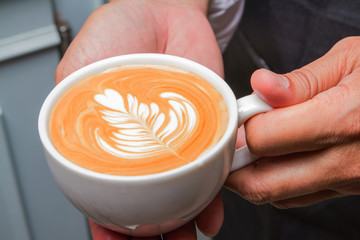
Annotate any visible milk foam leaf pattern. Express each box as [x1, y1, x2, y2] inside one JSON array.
[[94, 89, 197, 160]]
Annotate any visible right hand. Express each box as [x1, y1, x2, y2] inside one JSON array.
[[55, 0, 225, 239], [229, 37, 360, 209]]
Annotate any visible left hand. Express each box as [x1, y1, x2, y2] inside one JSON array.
[[228, 36, 360, 208]]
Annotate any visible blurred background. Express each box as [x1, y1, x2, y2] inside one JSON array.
[[0, 0, 212, 239]]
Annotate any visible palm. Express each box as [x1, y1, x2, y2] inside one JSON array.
[[56, 1, 223, 83]]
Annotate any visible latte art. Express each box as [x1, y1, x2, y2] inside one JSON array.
[[50, 65, 228, 176], [94, 90, 196, 160]]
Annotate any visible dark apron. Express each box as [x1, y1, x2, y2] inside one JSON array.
[[217, 0, 360, 239]]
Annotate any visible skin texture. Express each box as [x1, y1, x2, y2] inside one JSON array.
[[56, 0, 221, 83], [56, 0, 360, 238], [230, 37, 360, 208]]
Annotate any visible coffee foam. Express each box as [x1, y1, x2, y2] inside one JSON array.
[[50, 65, 228, 176]]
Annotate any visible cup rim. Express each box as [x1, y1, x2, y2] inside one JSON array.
[[38, 53, 238, 182]]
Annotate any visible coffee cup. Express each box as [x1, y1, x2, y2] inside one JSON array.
[[38, 53, 272, 237]]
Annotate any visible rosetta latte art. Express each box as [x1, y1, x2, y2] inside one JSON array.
[[50, 65, 228, 176], [94, 89, 196, 160]]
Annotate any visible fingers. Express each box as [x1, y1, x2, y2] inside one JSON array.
[[195, 193, 224, 237], [251, 37, 360, 108], [246, 67, 360, 156], [55, 3, 146, 83], [163, 221, 197, 240], [244, 98, 328, 156], [89, 220, 130, 240], [226, 151, 329, 205], [236, 125, 246, 148], [55, 1, 165, 84], [225, 142, 360, 207], [230, 37, 360, 207], [89, 220, 166, 240], [89, 195, 223, 240], [131, 236, 162, 240]]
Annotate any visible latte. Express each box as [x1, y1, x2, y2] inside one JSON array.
[[50, 64, 228, 176]]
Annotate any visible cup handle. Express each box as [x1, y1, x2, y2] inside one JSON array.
[[230, 94, 273, 172]]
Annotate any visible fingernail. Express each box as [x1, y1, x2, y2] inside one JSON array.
[[265, 70, 290, 89]]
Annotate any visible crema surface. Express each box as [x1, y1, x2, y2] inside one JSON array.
[[50, 65, 228, 176]]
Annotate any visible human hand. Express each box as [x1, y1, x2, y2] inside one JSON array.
[[55, 0, 224, 239], [55, 0, 223, 83], [229, 36, 360, 208]]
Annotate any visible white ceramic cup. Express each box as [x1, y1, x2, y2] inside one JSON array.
[[38, 53, 272, 237]]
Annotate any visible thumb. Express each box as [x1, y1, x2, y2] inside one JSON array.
[[244, 37, 360, 156], [251, 38, 357, 107]]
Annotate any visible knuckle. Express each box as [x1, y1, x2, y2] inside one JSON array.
[[311, 83, 360, 146], [235, 174, 274, 205], [309, 96, 338, 144], [245, 133, 264, 156], [339, 143, 360, 183], [342, 115, 360, 143], [332, 37, 360, 70], [287, 68, 316, 99], [328, 92, 360, 143], [334, 36, 360, 51]]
